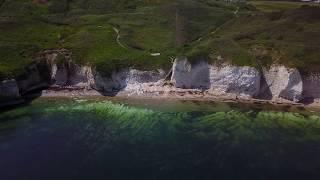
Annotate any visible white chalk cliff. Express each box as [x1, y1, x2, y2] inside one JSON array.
[[93, 69, 166, 94], [1, 52, 319, 106], [302, 73, 320, 101], [171, 58, 210, 89], [262, 65, 303, 102], [171, 58, 261, 97]]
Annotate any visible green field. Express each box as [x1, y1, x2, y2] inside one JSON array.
[[185, 1, 320, 71], [249, 1, 320, 12], [0, 0, 320, 79]]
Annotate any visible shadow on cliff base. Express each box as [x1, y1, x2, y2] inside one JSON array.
[[255, 73, 272, 100], [0, 90, 43, 112], [97, 89, 122, 97], [299, 97, 314, 105]]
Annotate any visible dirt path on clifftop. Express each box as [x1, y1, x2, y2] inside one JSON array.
[[112, 27, 127, 49], [211, 6, 239, 34], [197, 6, 239, 41]]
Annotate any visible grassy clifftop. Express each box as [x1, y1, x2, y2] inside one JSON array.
[[185, 2, 320, 72], [0, 0, 238, 78], [0, 0, 319, 79]]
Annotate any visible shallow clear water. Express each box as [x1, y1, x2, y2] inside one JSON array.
[[0, 98, 320, 180]]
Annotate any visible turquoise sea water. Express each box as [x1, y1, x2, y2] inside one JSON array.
[[0, 98, 320, 180]]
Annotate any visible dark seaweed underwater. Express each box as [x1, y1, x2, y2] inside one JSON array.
[[0, 98, 320, 180]]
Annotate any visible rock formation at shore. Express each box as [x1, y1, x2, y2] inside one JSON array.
[[171, 57, 210, 89], [0, 80, 20, 99], [0, 50, 319, 107], [301, 73, 320, 101], [93, 69, 165, 95], [170, 58, 261, 97], [261, 65, 303, 102], [0, 79, 23, 107]]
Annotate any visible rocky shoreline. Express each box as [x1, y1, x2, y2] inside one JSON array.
[[40, 87, 305, 107], [1, 49, 320, 109]]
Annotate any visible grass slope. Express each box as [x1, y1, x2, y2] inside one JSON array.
[[0, 0, 240, 79], [249, 0, 319, 12], [0, 0, 319, 79], [186, 2, 320, 72]]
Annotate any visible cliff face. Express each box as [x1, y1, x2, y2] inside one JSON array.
[[171, 58, 261, 97], [170, 58, 307, 102], [16, 61, 52, 95], [208, 64, 260, 97], [0, 50, 96, 107], [46, 50, 94, 89], [94, 69, 165, 95], [0, 80, 20, 99], [51, 63, 94, 89], [44, 50, 166, 95], [261, 65, 303, 102], [0, 80, 22, 107], [301, 73, 320, 102], [1, 53, 320, 107], [171, 58, 210, 89]]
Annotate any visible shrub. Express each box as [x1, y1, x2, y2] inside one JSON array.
[[48, 0, 69, 14]]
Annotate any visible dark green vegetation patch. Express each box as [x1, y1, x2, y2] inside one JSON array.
[[1, 99, 320, 179]]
